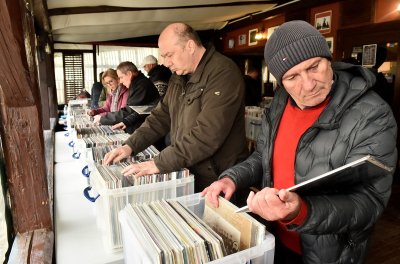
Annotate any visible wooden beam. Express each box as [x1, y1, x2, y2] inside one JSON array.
[[8, 229, 54, 264], [33, 0, 52, 33], [0, 0, 52, 233], [48, 1, 279, 16], [8, 231, 31, 263]]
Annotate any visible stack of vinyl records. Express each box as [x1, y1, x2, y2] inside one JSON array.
[[91, 144, 159, 164], [82, 133, 130, 148], [89, 153, 195, 251], [119, 195, 266, 263], [70, 115, 93, 129], [76, 125, 125, 138], [70, 107, 87, 117], [132, 145, 159, 161], [94, 162, 189, 188]]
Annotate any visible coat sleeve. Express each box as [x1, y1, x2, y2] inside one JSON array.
[[218, 148, 264, 188], [99, 108, 127, 125], [124, 96, 171, 153], [93, 94, 112, 115], [100, 78, 158, 125], [295, 97, 397, 235]]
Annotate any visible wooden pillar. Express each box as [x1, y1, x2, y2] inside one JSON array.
[[34, 0, 58, 129], [37, 33, 58, 130], [0, 0, 52, 233]]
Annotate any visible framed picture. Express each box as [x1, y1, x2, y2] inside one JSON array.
[[362, 44, 377, 67], [315, 10, 332, 34], [228, 39, 235, 49], [325, 37, 334, 54], [248, 29, 258, 46], [238, 34, 246, 46]]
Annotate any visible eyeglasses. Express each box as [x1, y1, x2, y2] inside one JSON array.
[[104, 79, 115, 85]]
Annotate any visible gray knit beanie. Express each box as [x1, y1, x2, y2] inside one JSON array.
[[264, 20, 332, 85]]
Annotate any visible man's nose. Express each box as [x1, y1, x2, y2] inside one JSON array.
[[164, 58, 172, 68], [301, 73, 315, 90]]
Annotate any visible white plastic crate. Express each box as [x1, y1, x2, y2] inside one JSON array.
[[119, 193, 275, 264], [87, 167, 195, 252], [245, 106, 264, 141]]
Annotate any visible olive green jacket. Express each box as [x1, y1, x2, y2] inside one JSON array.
[[125, 45, 248, 191]]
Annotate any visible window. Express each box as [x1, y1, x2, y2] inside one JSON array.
[[54, 46, 159, 105], [63, 53, 84, 102]]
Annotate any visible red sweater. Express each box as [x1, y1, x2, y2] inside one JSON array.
[[272, 98, 329, 254]]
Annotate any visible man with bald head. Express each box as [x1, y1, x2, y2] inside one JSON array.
[[104, 23, 248, 193]]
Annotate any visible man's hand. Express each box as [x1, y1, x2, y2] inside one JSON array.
[[201, 177, 236, 208], [247, 187, 301, 221], [121, 160, 160, 177], [93, 115, 101, 125], [103, 145, 133, 165], [112, 122, 126, 130]]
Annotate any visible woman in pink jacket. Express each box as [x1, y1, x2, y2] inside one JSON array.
[[86, 68, 129, 124]]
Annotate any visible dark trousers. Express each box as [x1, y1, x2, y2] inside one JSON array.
[[274, 240, 303, 264]]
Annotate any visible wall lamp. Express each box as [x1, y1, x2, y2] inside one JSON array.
[[255, 27, 266, 40]]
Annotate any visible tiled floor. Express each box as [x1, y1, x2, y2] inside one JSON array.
[[366, 178, 400, 264]]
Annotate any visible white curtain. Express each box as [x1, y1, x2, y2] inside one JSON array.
[[96, 46, 159, 77]]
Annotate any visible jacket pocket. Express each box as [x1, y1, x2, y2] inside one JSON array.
[[185, 88, 204, 105]]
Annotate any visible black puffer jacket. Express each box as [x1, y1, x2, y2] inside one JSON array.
[[221, 62, 397, 263], [148, 64, 172, 97]]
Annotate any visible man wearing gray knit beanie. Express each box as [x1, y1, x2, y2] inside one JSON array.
[[203, 20, 397, 264], [264, 20, 332, 86]]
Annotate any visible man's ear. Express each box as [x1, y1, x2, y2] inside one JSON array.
[[187, 40, 196, 54], [127, 71, 136, 78]]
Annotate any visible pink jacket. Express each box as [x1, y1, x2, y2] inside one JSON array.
[[92, 85, 128, 116]]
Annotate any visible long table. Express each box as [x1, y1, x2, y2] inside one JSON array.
[[54, 131, 123, 264]]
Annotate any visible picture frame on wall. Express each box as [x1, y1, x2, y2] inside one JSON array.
[[325, 37, 334, 54], [248, 28, 258, 46], [228, 39, 235, 49], [238, 34, 246, 46], [315, 10, 332, 34], [362, 44, 377, 68]]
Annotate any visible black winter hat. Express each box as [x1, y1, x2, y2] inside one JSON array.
[[264, 20, 332, 85]]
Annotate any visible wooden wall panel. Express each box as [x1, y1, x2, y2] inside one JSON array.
[[340, 0, 375, 27], [0, 0, 52, 233], [222, 15, 285, 55]]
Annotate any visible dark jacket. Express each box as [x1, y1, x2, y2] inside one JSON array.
[[125, 45, 249, 191], [100, 72, 159, 127], [90, 81, 103, 108], [221, 62, 397, 263], [148, 64, 172, 97], [244, 75, 262, 106]]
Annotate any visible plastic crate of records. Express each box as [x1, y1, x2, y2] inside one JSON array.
[[119, 193, 275, 264], [245, 106, 264, 141], [73, 132, 130, 161], [87, 159, 195, 252], [66, 100, 89, 129]]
